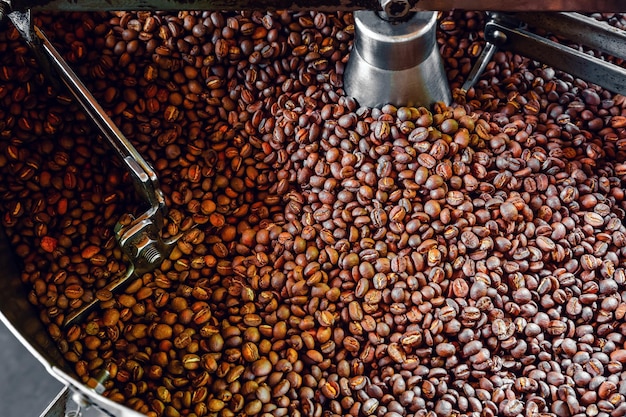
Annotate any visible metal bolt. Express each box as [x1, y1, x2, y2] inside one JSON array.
[[380, 0, 411, 19], [86, 369, 110, 395], [133, 233, 163, 268]]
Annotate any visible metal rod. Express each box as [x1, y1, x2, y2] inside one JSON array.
[[486, 20, 626, 95], [514, 12, 626, 59], [63, 270, 135, 327], [32, 26, 179, 328], [461, 41, 498, 92], [10, 0, 626, 12], [34, 26, 164, 212]]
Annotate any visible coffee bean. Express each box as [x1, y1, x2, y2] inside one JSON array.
[[5, 9, 626, 417]]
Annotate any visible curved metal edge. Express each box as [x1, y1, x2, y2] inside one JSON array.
[[0, 228, 72, 376], [51, 368, 145, 417], [9, 0, 626, 12]]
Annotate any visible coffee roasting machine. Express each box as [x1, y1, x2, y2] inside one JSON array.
[[2, 0, 626, 416]]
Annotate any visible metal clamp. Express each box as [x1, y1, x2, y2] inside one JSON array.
[[6, 11, 178, 326], [463, 12, 626, 96]]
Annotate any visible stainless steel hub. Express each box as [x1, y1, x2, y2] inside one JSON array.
[[344, 11, 451, 108]]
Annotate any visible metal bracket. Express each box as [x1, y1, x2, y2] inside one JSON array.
[[462, 12, 626, 96]]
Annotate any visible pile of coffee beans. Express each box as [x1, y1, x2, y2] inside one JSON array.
[[2, 8, 626, 417]]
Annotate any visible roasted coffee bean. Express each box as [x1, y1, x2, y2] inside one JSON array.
[[4, 9, 626, 417]]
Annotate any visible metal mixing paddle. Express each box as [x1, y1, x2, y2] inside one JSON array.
[[6, 9, 180, 327]]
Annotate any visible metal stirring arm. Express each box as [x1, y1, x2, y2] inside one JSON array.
[[462, 12, 626, 96], [6, 11, 177, 326]]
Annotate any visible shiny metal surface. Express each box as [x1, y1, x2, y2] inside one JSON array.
[[6, 0, 626, 12], [482, 14, 626, 95], [39, 388, 71, 417], [344, 11, 450, 108], [515, 12, 626, 59], [49, 368, 146, 417], [39, 386, 129, 417], [461, 41, 498, 93]]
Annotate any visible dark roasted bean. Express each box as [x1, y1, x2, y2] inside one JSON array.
[[4, 9, 626, 417]]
